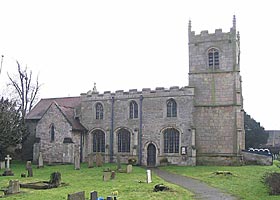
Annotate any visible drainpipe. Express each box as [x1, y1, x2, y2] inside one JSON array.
[[110, 96, 115, 163], [138, 95, 143, 165]]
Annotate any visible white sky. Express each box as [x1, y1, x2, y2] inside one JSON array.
[[0, 0, 279, 130]]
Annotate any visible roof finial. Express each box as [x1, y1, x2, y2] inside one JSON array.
[[188, 19, 192, 32], [233, 15, 236, 29], [93, 82, 97, 93]]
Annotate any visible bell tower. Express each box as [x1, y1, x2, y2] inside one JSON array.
[[188, 16, 245, 165]]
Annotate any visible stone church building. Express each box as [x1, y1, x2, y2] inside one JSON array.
[[25, 17, 245, 166]]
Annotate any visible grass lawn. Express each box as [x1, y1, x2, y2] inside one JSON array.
[[0, 162, 193, 200], [162, 160, 280, 200]]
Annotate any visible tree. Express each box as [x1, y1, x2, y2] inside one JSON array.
[[7, 61, 40, 117], [0, 97, 27, 160], [244, 111, 269, 149]]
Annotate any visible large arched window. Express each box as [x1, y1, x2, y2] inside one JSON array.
[[117, 129, 131, 153], [208, 48, 219, 69], [96, 103, 104, 120], [167, 99, 177, 117], [163, 128, 179, 153], [50, 123, 55, 142], [129, 100, 138, 119], [92, 130, 105, 152]]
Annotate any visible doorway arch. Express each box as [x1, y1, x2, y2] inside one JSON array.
[[147, 143, 156, 167]]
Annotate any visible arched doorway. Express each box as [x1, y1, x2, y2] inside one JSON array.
[[147, 143, 156, 167]]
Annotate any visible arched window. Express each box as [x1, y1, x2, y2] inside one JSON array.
[[50, 124, 55, 142], [208, 48, 219, 69], [92, 130, 105, 152], [129, 101, 138, 119], [117, 129, 130, 153], [96, 103, 103, 120], [167, 99, 177, 117], [163, 128, 179, 153]]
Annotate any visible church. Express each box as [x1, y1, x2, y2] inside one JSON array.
[[24, 16, 245, 166]]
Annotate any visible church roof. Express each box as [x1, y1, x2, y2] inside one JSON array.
[[25, 96, 86, 131]]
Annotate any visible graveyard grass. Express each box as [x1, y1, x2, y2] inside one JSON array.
[[0, 162, 193, 200], [162, 160, 280, 200]]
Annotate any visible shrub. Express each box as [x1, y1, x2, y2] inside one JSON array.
[[128, 157, 137, 165], [262, 172, 280, 195]]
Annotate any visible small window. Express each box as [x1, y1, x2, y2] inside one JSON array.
[[50, 124, 55, 142], [129, 101, 138, 119], [167, 99, 177, 117], [163, 128, 179, 153], [117, 129, 131, 153], [208, 48, 219, 69], [96, 103, 104, 120]]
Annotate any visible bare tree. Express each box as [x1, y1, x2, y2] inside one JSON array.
[[7, 61, 41, 117]]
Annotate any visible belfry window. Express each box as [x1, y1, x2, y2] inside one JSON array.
[[96, 103, 104, 120], [50, 124, 55, 142], [92, 130, 105, 152], [167, 99, 177, 117], [208, 48, 219, 68], [129, 101, 138, 119], [117, 129, 130, 153], [163, 128, 179, 153]]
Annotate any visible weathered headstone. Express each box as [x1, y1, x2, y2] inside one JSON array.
[[6, 180, 20, 195], [126, 164, 132, 173], [26, 161, 33, 177], [74, 153, 80, 170], [103, 171, 111, 181], [111, 171, 116, 180], [90, 191, 98, 200], [0, 161, 5, 169], [38, 152, 44, 168], [116, 154, 121, 170], [146, 169, 152, 183], [67, 191, 85, 200], [96, 153, 103, 167], [88, 153, 94, 168]]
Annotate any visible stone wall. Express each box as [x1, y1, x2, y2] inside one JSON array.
[[242, 151, 273, 165]]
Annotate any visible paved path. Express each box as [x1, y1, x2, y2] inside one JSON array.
[[153, 168, 238, 200]]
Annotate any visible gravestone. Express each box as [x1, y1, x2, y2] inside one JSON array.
[[26, 161, 33, 177], [126, 164, 132, 173], [116, 154, 121, 170], [6, 180, 20, 195], [111, 171, 116, 180], [90, 191, 98, 200], [2, 155, 14, 176], [88, 154, 94, 168], [67, 191, 85, 200], [0, 161, 5, 169], [146, 169, 152, 183], [103, 171, 111, 181], [38, 152, 44, 168], [74, 153, 80, 170], [96, 153, 103, 167]]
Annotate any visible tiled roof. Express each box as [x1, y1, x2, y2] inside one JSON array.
[[25, 96, 86, 131]]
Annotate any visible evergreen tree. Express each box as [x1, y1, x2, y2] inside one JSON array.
[[0, 97, 27, 160], [245, 111, 268, 149]]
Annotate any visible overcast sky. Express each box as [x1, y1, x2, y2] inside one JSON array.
[[0, 0, 279, 130]]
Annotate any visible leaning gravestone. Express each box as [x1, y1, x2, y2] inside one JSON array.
[[88, 153, 94, 168], [38, 152, 44, 168], [67, 191, 85, 200], [90, 191, 98, 200], [26, 161, 33, 177], [74, 152, 80, 170], [96, 153, 103, 167], [126, 164, 132, 173]]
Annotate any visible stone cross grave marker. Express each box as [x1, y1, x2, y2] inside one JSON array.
[[38, 152, 44, 168], [26, 161, 33, 177], [126, 164, 132, 173], [74, 152, 80, 170], [90, 191, 98, 200], [5, 155, 12, 169], [88, 153, 94, 168], [146, 169, 152, 183], [67, 191, 85, 200]]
